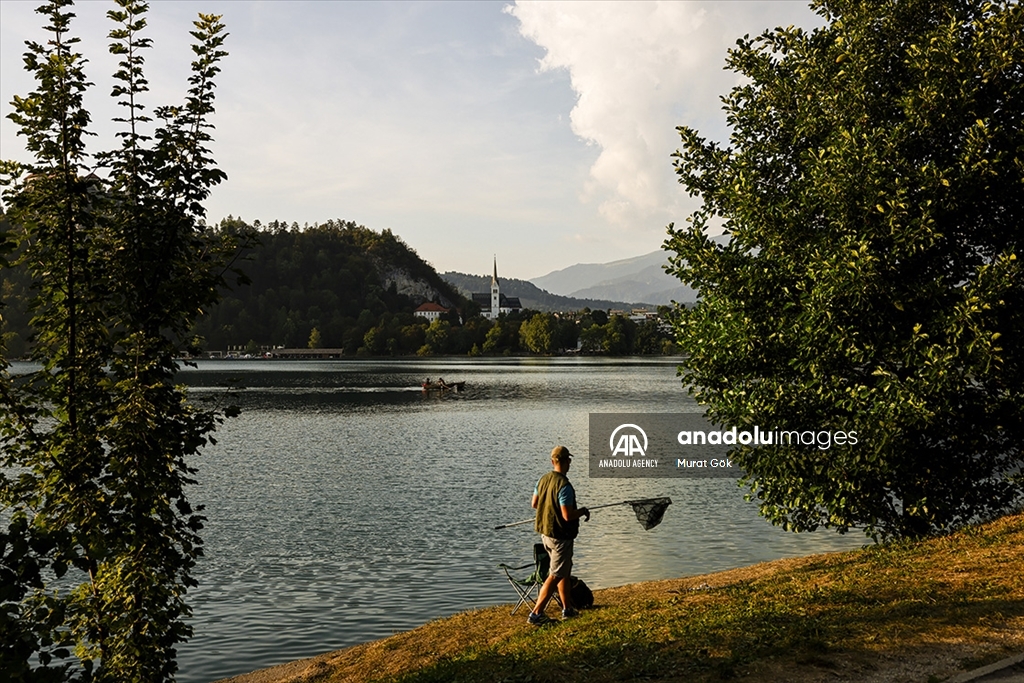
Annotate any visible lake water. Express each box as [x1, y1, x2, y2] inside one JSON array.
[[139, 358, 866, 681]]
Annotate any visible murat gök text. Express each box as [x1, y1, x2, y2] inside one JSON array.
[[676, 427, 858, 451], [589, 414, 861, 478]]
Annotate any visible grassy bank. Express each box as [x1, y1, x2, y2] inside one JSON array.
[[225, 511, 1024, 683]]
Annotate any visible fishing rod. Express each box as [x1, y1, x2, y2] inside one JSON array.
[[493, 497, 672, 531]]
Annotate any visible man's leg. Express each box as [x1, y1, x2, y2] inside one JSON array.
[[535, 574, 573, 614], [530, 536, 572, 623], [556, 575, 573, 612], [533, 573, 560, 615]]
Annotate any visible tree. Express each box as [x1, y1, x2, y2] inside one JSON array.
[[361, 325, 384, 355], [189, 220, 466, 352], [398, 323, 426, 354], [308, 326, 323, 349], [423, 319, 452, 355], [555, 315, 579, 352], [602, 315, 636, 356], [665, 0, 1023, 539], [482, 318, 522, 355], [579, 322, 605, 354], [482, 321, 505, 354], [634, 318, 667, 355], [520, 312, 557, 354], [0, 1, 240, 679]]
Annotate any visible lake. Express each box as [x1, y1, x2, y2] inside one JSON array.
[[165, 358, 863, 681]]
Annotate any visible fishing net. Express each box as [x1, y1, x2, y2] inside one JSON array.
[[627, 497, 672, 530]]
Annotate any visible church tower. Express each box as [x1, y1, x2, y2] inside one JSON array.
[[470, 257, 520, 320], [490, 256, 500, 320]]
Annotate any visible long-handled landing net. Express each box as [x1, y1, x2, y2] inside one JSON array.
[[620, 497, 672, 530], [494, 497, 672, 531]]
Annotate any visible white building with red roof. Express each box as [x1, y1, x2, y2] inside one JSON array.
[[413, 302, 451, 322]]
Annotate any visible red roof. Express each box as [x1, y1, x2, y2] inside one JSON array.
[[414, 302, 449, 313]]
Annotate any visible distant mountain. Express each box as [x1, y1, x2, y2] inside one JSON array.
[[531, 251, 666, 295], [530, 250, 697, 305], [440, 272, 649, 312]]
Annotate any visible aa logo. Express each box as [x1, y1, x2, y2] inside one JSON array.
[[609, 424, 648, 457]]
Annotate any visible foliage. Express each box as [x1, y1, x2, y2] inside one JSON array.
[[184, 219, 675, 356], [519, 312, 556, 354], [423, 319, 452, 355], [0, 215, 31, 358], [192, 218, 465, 352], [601, 314, 636, 355], [0, 1, 241, 680], [665, 0, 1023, 539], [6, 209, 678, 357]]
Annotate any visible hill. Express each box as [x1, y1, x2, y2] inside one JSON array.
[[193, 219, 465, 352], [219, 510, 1024, 683], [441, 271, 648, 312]]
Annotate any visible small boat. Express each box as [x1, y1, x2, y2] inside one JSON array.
[[421, 379, 465, 392]]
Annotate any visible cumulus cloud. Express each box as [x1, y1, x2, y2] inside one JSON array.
[[506, 1, 821, 233]]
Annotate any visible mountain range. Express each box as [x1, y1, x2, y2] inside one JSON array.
[[442, 246, 705, 313], [440, 272, 645, 312], [530, 250, 698, 305]]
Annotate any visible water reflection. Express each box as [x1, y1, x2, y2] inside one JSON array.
[[164, 358, 864, 682]]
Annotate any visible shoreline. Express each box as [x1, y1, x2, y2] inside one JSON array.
[[212, 512, 1024, 683]]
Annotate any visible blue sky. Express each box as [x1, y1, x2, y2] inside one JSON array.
[[1, 1, 822, 279]]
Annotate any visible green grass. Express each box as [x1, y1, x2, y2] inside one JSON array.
[[263, 511, 1024, 683]]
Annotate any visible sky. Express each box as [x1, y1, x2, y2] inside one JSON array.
[[0, 1, 825, 279]]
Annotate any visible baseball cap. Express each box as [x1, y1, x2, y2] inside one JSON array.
[[550, 445, 573, 461]]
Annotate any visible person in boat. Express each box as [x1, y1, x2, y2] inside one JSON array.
[[438, 377, 447, 388], [527, 445, 589, 625]]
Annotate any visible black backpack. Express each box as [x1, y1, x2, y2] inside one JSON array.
[[570, 576, 594, 609]]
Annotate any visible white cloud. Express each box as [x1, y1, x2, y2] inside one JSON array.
[[506, 1, 822, 235], [2, 1, 825, 278]]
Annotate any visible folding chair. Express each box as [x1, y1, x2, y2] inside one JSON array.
[[499, 543, 555, 615]]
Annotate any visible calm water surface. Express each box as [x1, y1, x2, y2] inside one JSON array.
[[168, 357, 864, 682]]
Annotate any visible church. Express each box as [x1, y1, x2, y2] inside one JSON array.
[[472, 258, 521, 320]]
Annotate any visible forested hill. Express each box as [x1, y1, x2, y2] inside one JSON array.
[[2, 216, 662, 358], [193, 218, 465, 351], [441, 272, 643, 312]]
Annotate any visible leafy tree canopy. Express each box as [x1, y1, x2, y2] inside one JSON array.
[[193, 218, 465, 352], [666, 0, 1023, 539], [1, 1, 240, 679]]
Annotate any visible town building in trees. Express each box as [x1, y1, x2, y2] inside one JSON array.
[[413, 302, 452, 321]]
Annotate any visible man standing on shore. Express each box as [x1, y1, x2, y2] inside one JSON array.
[[528, 445, 590, 625]]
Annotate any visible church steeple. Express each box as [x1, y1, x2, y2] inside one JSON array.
[[490, 255, 500, 319]]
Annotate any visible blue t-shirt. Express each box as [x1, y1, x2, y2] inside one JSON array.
[[534, 480, 576, 507]]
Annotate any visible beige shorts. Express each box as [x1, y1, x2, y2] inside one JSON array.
[[542, 535, 574, 579]]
